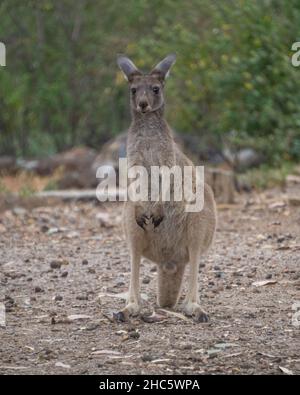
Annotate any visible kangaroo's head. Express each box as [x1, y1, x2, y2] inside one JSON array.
[[117, 54, 176, 114]]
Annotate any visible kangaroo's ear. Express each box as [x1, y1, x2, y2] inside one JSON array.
[[117, 55, 142, 82], [150, 53, 176, 81]]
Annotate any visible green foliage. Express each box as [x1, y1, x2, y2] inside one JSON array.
[[238, 161, 295, 190], [0, 0, 299, 164]]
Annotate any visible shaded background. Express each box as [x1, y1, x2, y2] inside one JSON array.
[[0, 0, 299, 165]]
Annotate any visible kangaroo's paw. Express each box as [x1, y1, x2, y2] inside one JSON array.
[[113, 302, 141, 322], [151, 214, 164, 228], [183, 302, 209, 323], [136, 214, 148, 230], [136, 213, 164, 230]]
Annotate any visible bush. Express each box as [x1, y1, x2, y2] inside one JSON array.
[[0, 0, 299, 164]]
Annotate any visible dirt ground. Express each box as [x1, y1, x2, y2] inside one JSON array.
[[0, 189, 299, 375]]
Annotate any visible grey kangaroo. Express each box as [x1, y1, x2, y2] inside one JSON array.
[[117, 53, 217, 322]]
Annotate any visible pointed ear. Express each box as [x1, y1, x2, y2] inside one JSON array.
[[117, 55, 142, 82], [150, 53, 176, 81]]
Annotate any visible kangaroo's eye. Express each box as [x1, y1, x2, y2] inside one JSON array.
[[131, 88, 136, 95], [152, 86, 160, 94]]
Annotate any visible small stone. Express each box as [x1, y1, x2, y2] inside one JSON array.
[[179, 343, 193, 350], [265, 273, 272, 280], [13, 207, 27, 216], [4, 295, 15, 311], [34, 286, 43, 293], [292, 273, 300, 281], [54, 295, 63, 301], [88, 268, 95, 274], [61, 271, 68, 278], [233, 271, 243, 277], [141, 354, 153, 362], [76, 295, 88, 301], [82, 259, 89, 265], [50, 260, 62, 269], [142, 276, 151, 284], [129, 331, 140, 339], [86, 323, 100, 331], [215, 271, 224, 279]]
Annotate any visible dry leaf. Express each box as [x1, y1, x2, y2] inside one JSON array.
[[91, 350, 121, 356], [252, 280, 277, 287], [141, 311, 166, 323], [67, 314, 91, 321], [55, 362, 71, 369], [150, 359, 170, 364], [157, 309, 189, 321], [279, 366, 293, 375], [98, 292, 148, 301]]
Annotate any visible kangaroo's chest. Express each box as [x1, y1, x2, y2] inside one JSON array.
[[127, 129, 175, 169]]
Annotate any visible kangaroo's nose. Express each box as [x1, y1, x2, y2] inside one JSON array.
[[139, 101, 148, 110]]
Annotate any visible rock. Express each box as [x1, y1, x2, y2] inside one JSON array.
[[142, 276, 151, 284], [286, 175, 300, 206], [50, 260, 62, 269], [76, 295, 88, 301], [223, 146, 262, 170], [82, 259, 89, 265], [205, 168, 235, 204], [128, 330, 140, 339], [12, 207, 27, 216], [54, 295, 63, 301], [55, 362, 71, 369], [50, 259, 68, 269], [96, 212, 113, 228], [61, 271, 68, 278], [215, 271, 224, 279], [34, 286, 44, 293], [141, 354, 153, 362], [0, 223, 6, 233], [4, 295, 16, 312], [236, 148, 261, 170], [0, 156, 17, 173], [85, 323, 100, 331]]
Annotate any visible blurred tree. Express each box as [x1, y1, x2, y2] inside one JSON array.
[[0, 0, 299, 163]]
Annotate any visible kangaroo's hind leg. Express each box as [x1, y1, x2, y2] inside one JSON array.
[[115, 246, 141, 322], [182, 245, 209, 322], [157, 262, 185, 308]]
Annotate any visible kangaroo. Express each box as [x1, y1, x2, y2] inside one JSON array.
[[116, 54, 217, 322]]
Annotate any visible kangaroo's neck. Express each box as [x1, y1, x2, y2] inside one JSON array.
[[128, 106, 175, 167], [130, 107, 169, 137]]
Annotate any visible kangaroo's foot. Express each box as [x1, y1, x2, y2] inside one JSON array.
[[183, 301, 209, 323], [114, 301, 141, 322], [136, 213, 164, 230]]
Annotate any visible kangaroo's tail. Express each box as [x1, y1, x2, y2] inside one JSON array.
[[157, 262, 185, 308]]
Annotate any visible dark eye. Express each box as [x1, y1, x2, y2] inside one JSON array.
[[131, 87, 136, 95], [152, 86, 160, 94]]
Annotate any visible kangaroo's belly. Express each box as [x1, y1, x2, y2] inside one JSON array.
[[141, 204, 189, 264]]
